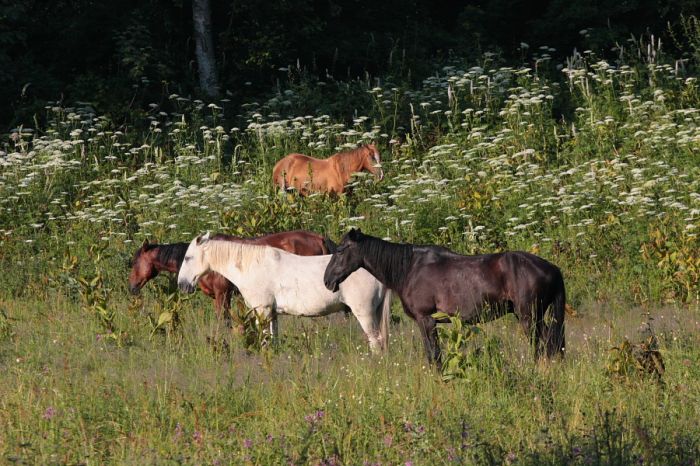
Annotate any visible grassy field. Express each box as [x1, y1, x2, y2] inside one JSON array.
[[1, 34, 699, 464], [1, 295, 699, 465]]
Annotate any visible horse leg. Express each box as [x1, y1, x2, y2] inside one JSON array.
[[221, 287, 234, 328], [353, 309, 383, 355], [543, 289, 566, 358], [230, 297, 247, 335], [269, 313, 279, 342], [254, 306, 277, 346], [416, 313, 442, 369], [213, 291, 225, 322], [515, 299, 543, 360], [213, 287, 233, 328]]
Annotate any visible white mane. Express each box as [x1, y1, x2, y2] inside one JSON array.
[[205, 239, 272, 273]]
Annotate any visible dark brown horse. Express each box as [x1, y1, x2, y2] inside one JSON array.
[[324, 229, 566, 367], [272, 143, 383, 195], [129, 230, 336, 324]]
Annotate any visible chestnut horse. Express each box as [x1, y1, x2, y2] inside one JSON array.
[[128, 231, 336, 324], [272, 143, 383, 195], [324, 229, 566, 367]]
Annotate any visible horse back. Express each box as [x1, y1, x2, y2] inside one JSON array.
[[273, 153, 319, 179], [252, 230, 327, 256], [408, 249, 561, 315]]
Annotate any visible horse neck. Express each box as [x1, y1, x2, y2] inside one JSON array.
[[153, 244, 187, 273], [205, 242, 258, 285], [334, 148, 365, 180], [359, 238, 413, 292]]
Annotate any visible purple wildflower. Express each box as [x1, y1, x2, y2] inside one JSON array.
[[447, 447, 457, 462], [320, 455, 340, 466], [174, 422, 184, 440], [243, 438, 253, 449], [305, 410, 325, 425], [383, 434, 393, 447], [42, 407, 56, 420], [192, 430, 203, 444]]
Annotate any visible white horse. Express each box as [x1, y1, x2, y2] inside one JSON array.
[[177, 232, 392, 352]]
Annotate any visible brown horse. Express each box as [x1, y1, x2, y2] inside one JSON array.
[[128, 231, 336, 324], [272, 143, 384, 195], [324, 229, 566, 367]]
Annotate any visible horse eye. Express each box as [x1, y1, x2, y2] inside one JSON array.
[[184, 256, 191, 262]]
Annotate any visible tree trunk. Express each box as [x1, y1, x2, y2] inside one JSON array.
[[192, 0, 219, 98]]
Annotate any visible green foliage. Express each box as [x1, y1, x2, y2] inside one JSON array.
[[147, 291, 184, 340], [433, 311, 482, 381], [607, 336, 666, 382], [76, 243, 128, 346], [237, 308, 275, 355], [0, 308, 12, 341], [607, 316, 666, 384]]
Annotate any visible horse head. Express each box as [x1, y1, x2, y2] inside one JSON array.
[[177, 232, 212, 293], [128, 239, 160, 295], [324, 228, 365, 292], [362, 143, 384, 181]]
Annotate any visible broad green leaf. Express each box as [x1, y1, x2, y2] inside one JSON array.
[[157, 312, 172, 327]]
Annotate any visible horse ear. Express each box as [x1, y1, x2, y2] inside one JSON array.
[[142, 239, 149, 248], [197, 231, 211, 245], [348, 228, 361, 240]]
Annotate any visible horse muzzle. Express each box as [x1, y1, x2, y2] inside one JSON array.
[[178, 279, 196, 294], [376, 168, 384, 181], [128, 281, 143, 295], [324, 278, 340, 293]]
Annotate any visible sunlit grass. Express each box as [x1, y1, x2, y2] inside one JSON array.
[[1, 297, 699, 464]]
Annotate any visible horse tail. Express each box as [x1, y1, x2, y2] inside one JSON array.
[[378, 288, 392, 351], [546, 272, 566, 358], [323, 237, 338, 254]]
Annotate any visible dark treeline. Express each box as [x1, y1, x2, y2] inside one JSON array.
[[1, 0, 698, 130]]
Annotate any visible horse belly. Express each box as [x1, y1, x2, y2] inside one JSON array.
[[447, 289, 510, 323], [423, 267, 484, 319], [274, 266, 342, 316], [275, 289, 341, 317]]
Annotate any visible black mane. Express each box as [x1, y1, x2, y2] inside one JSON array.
[[357, 235, 414, 290], [155, 242, 189, 268]]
